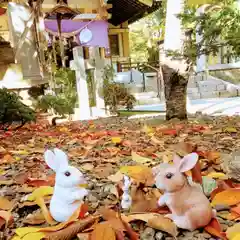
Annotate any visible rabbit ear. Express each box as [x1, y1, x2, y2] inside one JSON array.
[[177, 153, 199, 173], [44, 149, 58, 171], [53, 148, 68, 169]]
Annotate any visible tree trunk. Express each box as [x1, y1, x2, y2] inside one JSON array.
[[162, 64, 188, 120]]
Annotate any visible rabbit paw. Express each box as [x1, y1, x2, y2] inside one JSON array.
[[73, 189, 89, 201]]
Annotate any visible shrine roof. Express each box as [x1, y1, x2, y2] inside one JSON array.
[[108, 0, 162, 26]]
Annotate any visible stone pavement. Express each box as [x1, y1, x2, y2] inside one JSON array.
[[132, 97, 240, 116]]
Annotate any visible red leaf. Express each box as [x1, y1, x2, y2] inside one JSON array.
[[161, 129, 178, 136], [204, 218, 226, 240], [26, 179, 54, 187], [79, 204, 89, 219], [191, 161, 202, 184], [107, 131, 120, 136]]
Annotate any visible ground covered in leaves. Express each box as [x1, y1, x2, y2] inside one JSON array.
[[1, 116, 240, 240]]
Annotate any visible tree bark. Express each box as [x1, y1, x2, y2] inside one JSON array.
[[162, 63, 188, 120]]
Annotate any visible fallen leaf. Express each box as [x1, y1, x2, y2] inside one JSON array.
[[26, 179, 54, 187], [218, 212, 239, 221], [27, 186, 54, 201], [35, 197, 56, 225], [226, 223, 240, 240], [77, 233, 90, 240], [148, 214, 178, 237], [131, 151, 151, 164], [204, 218, 225, 239], [0, 180, 14, 185], [43, 215, 98, 240], [0, 196, 14, 210], [120, 165, 154, 186], [81, 163, 94, 171], [224, 127, 237, 133], [98, 207, 125, 233], [211, 189, 240, 207], [108, 171, 124, 183], [39, 204, 85, 232], [90, 222, 116, 240], [191, 161, 202, 184], [111, 137, 122, 144], [24, 211, 46, 225], [207, 172, 227, 180], [231, 204, 240, 217], [0, 210, 13, 225], [232, 233, 240, 240]]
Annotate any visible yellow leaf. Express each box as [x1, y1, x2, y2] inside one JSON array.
[[111, 137, 122, 144], [27, 186, 53, 201], [59, 127, 68, 132], [211, 189, 240, 207], [90, 222, 116, 240], [120, 165, 154, 185], [15, 227, 40, 237], [15, 157, 21, 161], [11, 150, 29, 155], [232, 233, 240, 240], [224, 127, 238, 133], [131, 151, 151, 164], [0, 180, 14, 185], [142, 125, 154, 134], [207, 172, 228, 180], [0, 196, 14, 210], [226, 223, 240, 240], [35, 197, 56, 225], [15, 227, 46, 240]]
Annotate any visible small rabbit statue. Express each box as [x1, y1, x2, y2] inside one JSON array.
[[152, 153, 216, 231], [44, 148, 89, 222], [121, 175, 132, 210]]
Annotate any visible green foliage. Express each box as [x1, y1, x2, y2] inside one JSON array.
[[177, 0, 240, 63], [0, 88, 36, 128], [102, 65, 136, 114], [37, 94, 75, 117], [36, 68, 77, 118], [129, 1, 166, 62]]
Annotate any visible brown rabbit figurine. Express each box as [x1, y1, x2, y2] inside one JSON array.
[[152, 153, 216, 231]]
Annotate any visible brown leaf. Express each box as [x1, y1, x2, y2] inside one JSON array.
[[98, 207, 125, 233], [0, 197, 14, 210], [90, 222, 116, 240], [43, 215, 98, 240], [191, 161, 202, 184], [77, 233, 90, 240], [148, 215, 178, 238], [24, 211, 46, 225]]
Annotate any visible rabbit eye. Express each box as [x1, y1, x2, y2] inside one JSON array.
[[166, 173, 173, 179], [64, 171, 71, 177]]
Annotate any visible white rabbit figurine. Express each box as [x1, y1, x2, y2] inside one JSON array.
[[44, 148, 89, 222], [121, 175, 132, 210]]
